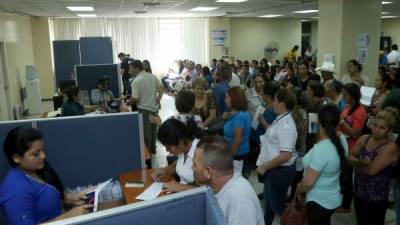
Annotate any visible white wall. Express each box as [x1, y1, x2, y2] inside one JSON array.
[[0, 13, 36, 117], [230, 18, 301, 61], [382, 18, 400, 46]]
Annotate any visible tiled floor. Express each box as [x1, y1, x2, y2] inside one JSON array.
[[40, 96, 397, 225]]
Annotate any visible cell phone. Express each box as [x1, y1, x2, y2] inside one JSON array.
[[85, 191, 95, 212], [125, 180, 145, 188]]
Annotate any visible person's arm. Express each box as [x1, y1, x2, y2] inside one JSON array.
[[340, 110, 366, 139], [162, 180, 196, 193], [296, 167, 320, 194], [231, 128, 243, 156], [258, 114, 268, 129], [152, 161, 177, 181], [203, 108, 216, 127], [359, 143, 398, 176], [226, 198, 262, 225], [348, 135, 369, 166], [156, 80, 164, 107]]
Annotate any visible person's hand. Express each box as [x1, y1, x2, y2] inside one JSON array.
[[149, 115, 162, 126], [256, 166, 267, 176], [162, 180, 185, 193], [360, 156, 372, 167], [151, 168, 169, 181], [65, 205, 93, 218], [65, 192, 87, 206]]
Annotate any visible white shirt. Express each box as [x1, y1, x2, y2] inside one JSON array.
[[131, 71, 162, 112], [229, 73, 241, 87], [245, 87, 264, 119], [387, 50, 400, 68], [215, 172, 265, 225], [176, 138, 199, 184], [257, 112, 298, 167], [341, 74, 370, 86]]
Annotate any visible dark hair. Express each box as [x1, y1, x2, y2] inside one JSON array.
[[218, 61, 232, 81], [197, 136, 233, 174], [143, 60, 152, 73], [392, 44, 398, 51], [175, 90, 195, 113], [251, 60, 259, 65], [307, 80, 325, 98], [275, 89, 306, 151], [4, 127, 43, 167], [157, 118, 203, 146], [347, 59, 363, 72], [317, 104, 346, 190], [343, 83, 361, 115], [263, 81, 280, 98], [325, 79, 343, 93], [293, 45, 299, 50], [202, 66, 211, 76], [378, 67, 391, 90], [118, 52, 126, 58], [227, 86, 248, 111], [65, 86, 80, 100], [131, 60, 143, 71]]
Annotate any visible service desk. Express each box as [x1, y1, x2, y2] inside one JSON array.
[[119, 169, 171, 204]]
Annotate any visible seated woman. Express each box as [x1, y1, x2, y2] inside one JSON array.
[[0, 127, 92, 225], [192, 77, 217, 127], [90, 77, 114, 106], [154, 118, 203, 192], [61, 86, 85, 117]]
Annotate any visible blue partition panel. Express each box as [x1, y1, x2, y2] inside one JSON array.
[[79, 37, 113, 65], [53, 40, 81, 90], [76, 64, 121, 99], [36, 113, 143, 187], [46, 188, 227, 225]]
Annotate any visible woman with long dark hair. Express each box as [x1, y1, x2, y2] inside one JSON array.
[[296, 104, 348, 225], [0, 127, 92, 225]]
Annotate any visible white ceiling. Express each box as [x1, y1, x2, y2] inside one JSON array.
[[0, 0, 399, 19]]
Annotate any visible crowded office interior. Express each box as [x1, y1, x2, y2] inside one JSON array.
[[1, 0, 400, 224]]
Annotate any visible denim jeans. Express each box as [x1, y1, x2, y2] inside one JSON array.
[[263, 164, 296, 225]]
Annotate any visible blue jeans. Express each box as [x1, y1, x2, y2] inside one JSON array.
[[395, 180, 400, 225], [263, 164, 296, 225]]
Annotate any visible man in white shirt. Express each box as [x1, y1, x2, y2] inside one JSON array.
[[387, 44, 400, 68], [130, 60, 164, 162], [193, 136, 264, 225]]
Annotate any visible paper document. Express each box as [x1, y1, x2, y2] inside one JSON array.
[[136, 182, 164, 201], [251, 105, 265, 130], [360, 86, 375, 106], [86, 178, 112, 212], [308, 113, 318, 134]]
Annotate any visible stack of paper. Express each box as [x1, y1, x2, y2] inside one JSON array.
[[360, 86, 375, 106], [135, 182, 164, 201]]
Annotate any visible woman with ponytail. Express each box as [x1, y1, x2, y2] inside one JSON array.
[[338, 82, 367, 212], [256, 89, 305, 225], [296, 104, 348, 225], [350, 107, 399, 225], [154, 117, 203, 193]]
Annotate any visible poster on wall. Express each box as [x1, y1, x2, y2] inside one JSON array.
[[356, 33, 369, 47], [221, 47, 230, 59], [212, 29, 227, 46], [357, 47, 368, 64]]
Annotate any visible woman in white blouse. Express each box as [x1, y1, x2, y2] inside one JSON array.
[[154, 117, 203, 192], [256, 89, 306, 225]]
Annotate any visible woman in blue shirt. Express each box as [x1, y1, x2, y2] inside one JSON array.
[[296, 104, 348, 225], [223, 86, 251, 174], [0, 127, 92, 225]]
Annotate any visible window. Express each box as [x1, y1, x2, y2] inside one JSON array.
[[159, 19, 182, 69]]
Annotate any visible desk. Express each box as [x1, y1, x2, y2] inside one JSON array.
[[119, 169, 171, 204]]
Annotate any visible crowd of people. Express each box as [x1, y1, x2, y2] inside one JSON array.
[[2, 44, 400, 225]]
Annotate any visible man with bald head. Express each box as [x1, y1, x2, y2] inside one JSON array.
[[193, 136, 264, 225]]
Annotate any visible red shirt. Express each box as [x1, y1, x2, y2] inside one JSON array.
[[338, 104, 367, 151]]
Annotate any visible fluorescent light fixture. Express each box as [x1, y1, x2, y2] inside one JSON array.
[[301, 19, 310, 22], [67, 6, 94, 11], [292, 9, 318, 14], [216, 0, 247, 2], [382, 15, 398, 18], [382, 12, 390, 14], [382, 1, 393, 4], [77, 14, 97, 18], [312, 17, 319, 19], [190, 7, 219, 11], [259, 14, 283, 18]]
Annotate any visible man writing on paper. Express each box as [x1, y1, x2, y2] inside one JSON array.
[[193, 136, 264, 225]]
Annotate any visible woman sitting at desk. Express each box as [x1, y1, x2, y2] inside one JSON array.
[[0, 127, 92, 225], [154, 117, 203, 193], [90, 77, 114, 106], [61, 86, 85, 117]]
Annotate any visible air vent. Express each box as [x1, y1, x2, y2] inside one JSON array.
[[143, 2, 161, 7], [134, 10, 148, 14], [225, 12, 239, 15]]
